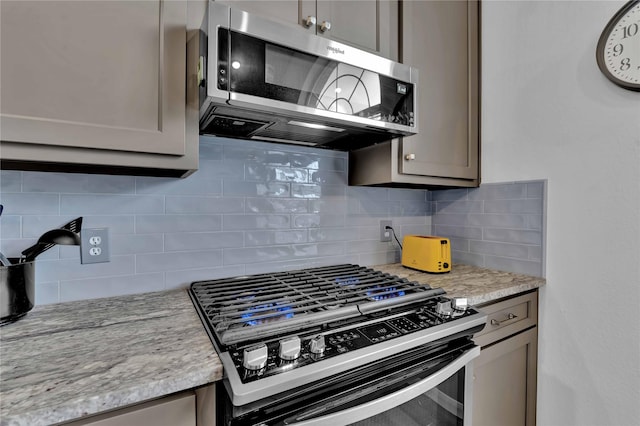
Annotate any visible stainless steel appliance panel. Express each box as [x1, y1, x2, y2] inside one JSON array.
[[199, 2, 418, 149]]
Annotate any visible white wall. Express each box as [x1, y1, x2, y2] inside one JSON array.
[[482, 1, 640, 425]]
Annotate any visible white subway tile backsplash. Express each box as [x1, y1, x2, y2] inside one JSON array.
[[246, 198, 308, 214], [435, 200, 484, 214], [222, 214, 290, 230], [165, 231, 243, 251], [290, 183, 322, 199], [223, 180, 290, 197], [483, 198, 543, 214], [60, 194, 164, 215], [245, 230, 308, 246], [23, 172, 135, 194], [526, 182, 544, 198], [433, 225, 483, 240], [292, 214, 345, 228], [223, 242, 344, 266], [308, 227, 360, 242], [59, 273, 165, 303], [482, 228, 542, 245], [35, 281, 60, 305], [469, 240, 530, 260], [0, 216, 21, 239], [432, 180, 546, 277], [165, 196, 244, 214], [0, 193, 59, 215], [135, 175, 223, 196], [467, 183, 526, 200], [165, 265, 246, 289], [110, 234, 165, 255], [136, 215, 222, 234], [0, 137, 545, 304], [466, 213, 528, 229], [36, 256, 135, 281], [0, 171, 22, 192], [136, 250, 222, 273]]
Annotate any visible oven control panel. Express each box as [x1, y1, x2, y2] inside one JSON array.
[[228, 297, 477, 383]]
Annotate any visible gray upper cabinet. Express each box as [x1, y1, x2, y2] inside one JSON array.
[[218, 0, 398, 60], [349, 0, 479, 188], [0, 0, 198, 177]]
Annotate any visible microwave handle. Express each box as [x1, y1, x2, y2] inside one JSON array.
[[290, 345, 480, 426]]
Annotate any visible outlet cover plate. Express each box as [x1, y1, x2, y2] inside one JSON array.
[[81, 228, 110, 264], [380, 220, 392, 242]]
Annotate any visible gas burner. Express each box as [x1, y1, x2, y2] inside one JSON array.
[[240, 302, 294, 327], [334, 276, 360, 287], [366, 285, 405, 301]]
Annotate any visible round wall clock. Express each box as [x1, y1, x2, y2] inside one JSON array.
[[596, 0, 640, 91]]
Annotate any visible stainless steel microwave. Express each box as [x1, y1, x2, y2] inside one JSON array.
[[198, 1, 418, 150]]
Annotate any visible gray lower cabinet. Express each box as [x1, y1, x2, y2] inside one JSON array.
[[62, 385, 215, 426], [349, 0, 479, 188], [218, 0, 399, 61], [0, 0, 199, 177], [472, 291, 538, 426], [63, 392, 196, 426]]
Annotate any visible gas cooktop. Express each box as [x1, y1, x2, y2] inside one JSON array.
[[189, 264, 486, 406]]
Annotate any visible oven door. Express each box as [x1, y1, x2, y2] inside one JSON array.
[[220, 339, 480, 426]]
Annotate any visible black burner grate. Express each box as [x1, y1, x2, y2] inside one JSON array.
[[190, 264, 444, 346]]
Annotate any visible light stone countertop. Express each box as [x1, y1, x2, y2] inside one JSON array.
[[0, 290, 222, 426], [373, 263, 545, 306], [0, 263, 544, 426]]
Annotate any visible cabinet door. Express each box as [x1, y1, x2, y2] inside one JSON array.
[[218, 0, 301, 26], [472, 328, 538, 426], [0, 0, 186, 156], [221, 0, 397, 60], [65, 392, 196, 426], [307, 0, 397, 60], [313, 1, 377, 51], [400, 0, 478, 180]]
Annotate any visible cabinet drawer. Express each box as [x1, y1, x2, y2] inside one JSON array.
[[473, 291, 538, 347]]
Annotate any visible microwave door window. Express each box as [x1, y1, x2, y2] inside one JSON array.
[[264, 43, 335, 106], [316, 63, 382, 119], [299, 61, 337, 109]]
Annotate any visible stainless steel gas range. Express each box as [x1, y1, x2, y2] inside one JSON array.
[[189, 264, 486, 425]]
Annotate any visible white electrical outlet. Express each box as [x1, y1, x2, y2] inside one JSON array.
[[81, 228, 110, 264], [380, 220, 392, 242]]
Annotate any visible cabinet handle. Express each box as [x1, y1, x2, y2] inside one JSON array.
[[319, 20, 332, 32], [490, 313, 517, 326], [303, 16, 316, 28], [405, 153, 416, 161]]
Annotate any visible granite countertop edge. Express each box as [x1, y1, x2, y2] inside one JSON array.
[[0, 289, 222, 426], [0, 263, 545, 425]]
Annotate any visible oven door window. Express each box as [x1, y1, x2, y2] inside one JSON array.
[[222, 29, 414, 126], [349, 370, 464, 426]]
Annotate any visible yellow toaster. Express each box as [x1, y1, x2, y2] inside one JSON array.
[[401, 235, 451, 273]]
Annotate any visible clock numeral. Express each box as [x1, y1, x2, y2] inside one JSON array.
[[620, 57, 631, 71], [622, 23, 638, 39], [613, 43, 624, 56]]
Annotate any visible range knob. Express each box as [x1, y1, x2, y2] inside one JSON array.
[[452, 297, 469, 312], [309, 335, 326, 355], [436, 300, 453, 317], [242, 344, 268, 371], [278, 336, 301, 361]]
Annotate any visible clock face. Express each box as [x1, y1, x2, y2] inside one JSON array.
[[597, 0, 640, 91]]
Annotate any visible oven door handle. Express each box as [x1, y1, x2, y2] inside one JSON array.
[[289, 345, 481, 426]]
